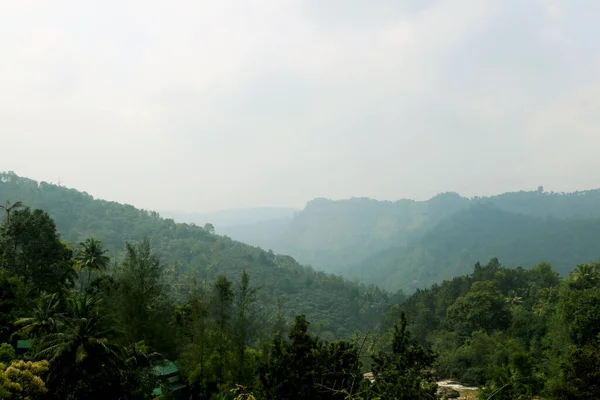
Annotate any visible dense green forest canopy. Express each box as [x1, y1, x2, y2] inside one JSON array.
[[0, 171, 396, 339], [1, 203, 599, 399], [1, 171, 600, 399], [387, 257, 600, 399], [0, 196, 437, 399]]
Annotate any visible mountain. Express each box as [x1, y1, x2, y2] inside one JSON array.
[[161, 207, 297, 229], [0, 171, 394, 339], [161, 207, 297, 252], [350, 203, 600, 291], [173, 188, 600, 292]]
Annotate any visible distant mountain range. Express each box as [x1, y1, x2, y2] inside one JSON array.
[[6, 168, 600, 294], [167, 188, 600, 291], [160, 207, 297, 228]]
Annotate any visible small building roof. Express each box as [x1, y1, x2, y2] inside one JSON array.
[[17, 340, 32, 349], [153, 360, 179, 377]]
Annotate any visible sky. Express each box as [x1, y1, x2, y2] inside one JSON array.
[[1, 0, 600, 213]]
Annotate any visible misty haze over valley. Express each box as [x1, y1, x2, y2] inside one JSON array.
[[2, 1, 600, 399]]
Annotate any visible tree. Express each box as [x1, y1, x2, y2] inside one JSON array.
[[204, 223, 215, 235], [0, 271, 27, 342], [446, 281, 511, 337], [0, 208, 75, 292], [34, 294, 124, 399], [0, 343, 15, 364], [370, 312, 437, 400], [232, 270, 258, 384], [211, 275, 234, 387], [35, 295, 120, 379], [113, 238, 173, 354], [14, 293, 63, 339], [258, 315, 361, 400], [570, 263, 600, 289], [74, 239, 110, 292], [561, 339, 600, 399], [0, 200, 24, 224], [0, 360, 49, 400]]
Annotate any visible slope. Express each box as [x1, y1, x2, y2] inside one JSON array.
[[352, 203, 600, 291], [208, 189, 600, 282], [0, 171, 393, 338], [256, 193, 471, 272]]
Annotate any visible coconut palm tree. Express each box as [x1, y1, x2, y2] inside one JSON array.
[[35, 294, 121, 383], [74, 238, 110, 292], [571, 263, 600, 289], [14, 292, 63, 338], [0, 200, 24, 223]]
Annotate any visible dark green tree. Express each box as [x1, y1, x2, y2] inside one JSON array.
[[14, 292, 63, 339], [370, 312, 437, 400], [0, 200, 24, 223], [446, 281, 511, 337], [232, 270, 258, 384], [0, 208, 75, 292], [211, 274, 234, 387], [74, 238, 110, 292], [112, 238, 174, 355]]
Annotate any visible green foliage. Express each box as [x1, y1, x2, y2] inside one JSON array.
[[0, 208, 75, 293], [14, 293, 62, 339], [446, 281, 511, 337], [4, 172, 600, 399], [369, 312, 437, 399], [0, 344, 15, 364], [258, 315, 362, 400], [0, 360, 49, 400], [0, 172, 391, 339], [208, 187, 600, 293], [389, 257, 600, 399], [110, 238, 175, 356], [73, 238, 109, 292], [560, 339, 600, 399]]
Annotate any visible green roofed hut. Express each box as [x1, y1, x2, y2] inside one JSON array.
[[15, 340, 32, 356], [152, 360, 186, 399]]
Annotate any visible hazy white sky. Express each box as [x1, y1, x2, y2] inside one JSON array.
[[2, 0, 600, 212]]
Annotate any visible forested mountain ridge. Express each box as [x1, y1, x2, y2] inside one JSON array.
[[219, 193, 472, 272], [352, 203, 600, 290], [0, 171, 393, 339], [200, 187, 600, 292]]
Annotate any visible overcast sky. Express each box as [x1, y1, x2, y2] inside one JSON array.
[[1, 0, 600, 212]]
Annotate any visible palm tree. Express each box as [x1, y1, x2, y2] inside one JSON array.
[[0, 200, 24, 223], [35, 294, 121, 383], [571, 263, 600, 289], [74, 238, 110, 292], [14, 292, 63, 338]]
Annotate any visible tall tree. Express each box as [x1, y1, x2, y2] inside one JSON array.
[[112, 238, 174, 355], [211, 275, 234, 387], [232, 270, 258, 384], [370, 312, 437, 400], [570, 263, 600, 289], [0, 208, 75, 292], [74, 238, 110, 292], [14, 292, 63, 339], [35, 295, 121, 389], [0, 200, 24, 223]]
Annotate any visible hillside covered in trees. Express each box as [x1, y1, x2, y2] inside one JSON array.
[[204, 188, 600, 291], [391, 258, 600, 399], [1, 190, 599, 399], [0, 171, 395, 340], [0, 199, 435, 399]]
